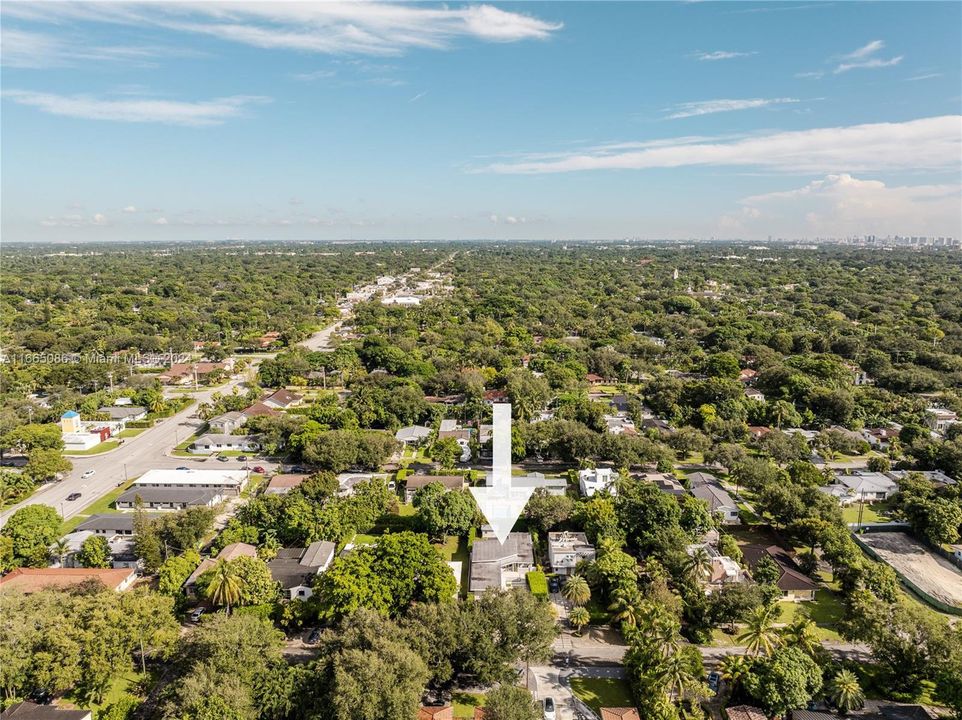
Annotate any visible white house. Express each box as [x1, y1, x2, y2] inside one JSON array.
[[547, 531, 596, 576], [131, 468, 249, 496], [926, 407, 959, 434], [469, 533, 535, 593], [821, 471, 898, 504], [395, 425, 432, 444], [189, 433, 261, 454], [579, 468, 617, 497], [208, 411, 248, 434]]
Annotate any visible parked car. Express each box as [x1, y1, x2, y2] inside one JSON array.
[[707, 671, 721, 693], [548, 576, 561, 593], [189, 607, 206, 623], [252, 466, 266, 474], [237, 455, 248, 462], [81, 469, 95, 478], [543, 697, 556, 720], [66, 492, 82, 501], [306, 627, 321, 645], [176, 466, 190, 471], [217, 455, 229, 462], [290, 465, 306, 474]]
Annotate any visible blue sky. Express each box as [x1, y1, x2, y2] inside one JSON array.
[[2, 1, 960, 242]]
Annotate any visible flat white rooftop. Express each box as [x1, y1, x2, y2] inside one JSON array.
[[134, 468, 248, 487]]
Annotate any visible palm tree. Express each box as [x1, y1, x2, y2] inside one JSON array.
[[781, 615, 819, 657], [685, 546, 713, 583], [569, 606, 590, 636], [658, 649, 698, 701], [737, 604, 781, 656], [51, 538, 70, 567], [719, 654, 750, 696], [608, 588, 640, 632], [828, 669, 865, 714], [561, 575, 591, 607], [204, 559, 243, 613]]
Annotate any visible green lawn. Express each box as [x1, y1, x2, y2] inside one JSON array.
[[434, 535, 470, 593], [569, 677, 635, 713], [842, 501, 891, 525], [60, 478, 136, 534], [171, 432, 203, 457], [62, 668, 145, 713], [775, 591, 844, 641], [64, 440, 120, 456], [352, 533, 378, 545], [453, 691, 484, 718], [117, 428, 147, 439], [397, 502, 416, 517]]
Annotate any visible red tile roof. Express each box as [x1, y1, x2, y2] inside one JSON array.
[[417, 707, 453, 720], [0, 567, 134, 593], [601, 710, 641, 720]]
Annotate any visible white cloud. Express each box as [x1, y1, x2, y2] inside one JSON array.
[[693, 50, 756, 61], [721, 174, 962, 237], [2, 90, 270, 126], [2, 3, 561, 57], [123, 205, 138, 213], [665, 97, 799, 119], [833, 39, 902, 74], [795, 71, 824, 79], [482, 115, 961, 175], [0, 27, 164, 68], [409, 91, 428, 103], [92, 213, 108, 225], [153, 217, 169, 225]]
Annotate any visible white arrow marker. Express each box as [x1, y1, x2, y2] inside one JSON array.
[[470, 403, 534, 545]]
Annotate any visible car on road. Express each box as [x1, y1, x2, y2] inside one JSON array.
[[66, 492, 82, 501], [289, 465, 306, 474], [216, 455, 229, 462], [252, 466, 266, 474], [237, 455, 248, 462], [81, 470, 95, 478], [189, 607, 206, 623], [543, 697, 556, 720], [306, 628, 321, 645], [176, 466, 190, 471]]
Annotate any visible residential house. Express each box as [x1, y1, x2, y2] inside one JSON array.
[[189, 433, 261, 454], [747, 426, 771, 440], [394, 425, 432, 445], [489, 470, 567, 496], [579, 467, 618, 497], [688, 472, 740, 525], [405, 474, 465, 503], [262, 389, 302, 410], [75, 513, 149, 537], [926, 406, 959, 434], [268, 541, 336, 600], [547, 531, 596, 576], [744, 388, 766, 403], [157, 360, 233, 385], [686, 543, 744, 593], [59, 530, 139, 570], [887, 469, 956, 487], [241, 402, 281, 419], [0, 567, 136, 593], [131, 468, 249, 496], [742, 545, 818, 601], [469, 533, 535, 593], [337, 472, 374, 496], [604, 414, 637, 435], [791, 700, 939, 720], [208, 411, 247, 434], [738, 369, 758, 384], [97, 405, 148, 422], [483, 390, 509, 404], [820, 471, 898, 505], [417, 707, 453, 720], [184, 542, 257, 595], [641, 472, 686, 497], [1, 702, 92, 719], [725, 707, 767, 720], [862, 425, 901, 451], [586, 373, 605, 385], [116, 486, 223, 511], [265, 474, 309, 495], [609, 394, 632, 414], [601, 710, 642, 720]]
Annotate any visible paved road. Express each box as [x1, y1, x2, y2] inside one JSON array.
[[299, 310, 350, 352], [0, 372, 261, 527]]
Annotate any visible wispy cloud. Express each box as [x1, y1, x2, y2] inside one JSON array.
[[904, 72, 942, 82], [833, 39, 902, 74], [795, 71, 825, 80], [480, 116, 961, 175], [692, 50, 757, 61], [0, 27, 198, 68], [409, 91, 428, 103], [1, 3, 562, 57], [665, 97, 799, 119], [2, 90, 270, 126]]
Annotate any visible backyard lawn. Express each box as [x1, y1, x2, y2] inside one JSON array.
[[775, 591, 845, 640], [842, 501, 892, 525], [569, 677, 634, 713], [453, 691, 484, 718]]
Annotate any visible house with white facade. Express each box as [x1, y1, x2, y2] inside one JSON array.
[[268, 541, 336, 600], [820, 471, 898, 505], [131, 468, 249, 496], [469, 533, 535, 593], [688, 472, 740, 525], [189, 433, 261, 454], [579, 468, 618, 497], [547, 531, 596, 576]]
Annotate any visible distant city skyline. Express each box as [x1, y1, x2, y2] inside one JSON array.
[[2, 1, 960, 242]]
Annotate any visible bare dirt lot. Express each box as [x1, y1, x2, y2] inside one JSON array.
[[860, 532, 962, 607]]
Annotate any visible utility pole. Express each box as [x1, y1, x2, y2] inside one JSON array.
[[857, 490, 865, 530]]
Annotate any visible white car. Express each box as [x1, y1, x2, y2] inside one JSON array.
[[543, 698, 556, 720], [81, 470, 95, 478]]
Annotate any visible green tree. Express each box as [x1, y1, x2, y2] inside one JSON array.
[[561, 575, 591, 607], [22, 448, 72, 484], [743, 646, 823, 717], [158, 550, 201, 596], [230, 556, 279, 607], [568, 606, 590, 636], [1, 504, 62, 567], [523, 487, 575, 533], [204, 558, 245, 613], [482, 685, 541, 720], [828, 669, 865, 714], [738, 604, 782, 656], [77, 535, 112, 568], [429, 437, 462, 468]]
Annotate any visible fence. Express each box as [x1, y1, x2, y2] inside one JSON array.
[[851, 530, 962, 617]]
